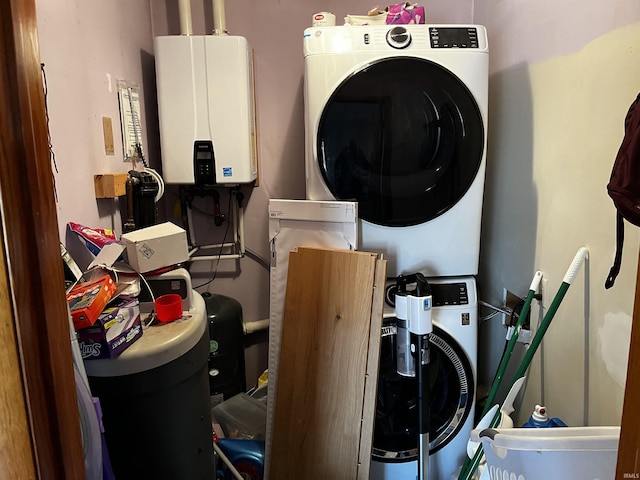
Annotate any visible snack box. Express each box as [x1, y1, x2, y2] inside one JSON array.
[[67, 274, 117, 329], [77, 297, 143, 360]]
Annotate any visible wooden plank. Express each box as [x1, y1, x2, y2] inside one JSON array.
[[357, 257, 386, 480], [616, 247, 640, 479], [270, 247, 386, 480]]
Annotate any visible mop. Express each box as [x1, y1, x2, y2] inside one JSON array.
[[458, 247, 589, 480]]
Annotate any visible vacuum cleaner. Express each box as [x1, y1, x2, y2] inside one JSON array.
[[395, 273, 433, 480]]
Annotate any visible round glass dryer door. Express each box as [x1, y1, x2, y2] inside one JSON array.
[[317, 57, 484, 227], [372, 320, 475, 460]]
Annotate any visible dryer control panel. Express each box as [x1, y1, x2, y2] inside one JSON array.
[[429, 27, 479, 48], [386, 26, 412, 49], [303, 24, 488, 55]]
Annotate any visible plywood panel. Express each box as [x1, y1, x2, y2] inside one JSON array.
[[270, 247, 385, 480]]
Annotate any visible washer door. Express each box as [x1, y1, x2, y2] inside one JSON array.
[[373, 320, 475, 461], [317, 57, 484, 227]]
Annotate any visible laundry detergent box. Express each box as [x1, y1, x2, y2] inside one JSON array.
[[78, 297, 143, 360], [121, 221, 189, 273], [67, 274, 117, 329]]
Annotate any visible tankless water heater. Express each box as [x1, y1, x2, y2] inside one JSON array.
[[154, 35, 258, 185]]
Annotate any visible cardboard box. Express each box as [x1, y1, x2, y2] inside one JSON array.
[[78, 297, 143, 360], [67, 275, 117, 329], [121, 222, 189, 273], [94, 173, 128, 198]]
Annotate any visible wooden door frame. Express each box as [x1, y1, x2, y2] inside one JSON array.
[[0, 0, 85, 478], [615, 249, 640, 479]]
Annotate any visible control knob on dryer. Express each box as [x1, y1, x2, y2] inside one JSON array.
[[386, 26, 411, 49]]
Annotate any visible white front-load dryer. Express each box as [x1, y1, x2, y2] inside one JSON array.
[[304, 25, 489, 277], [371, 276, 478, 480]]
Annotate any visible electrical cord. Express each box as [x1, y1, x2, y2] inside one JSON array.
[[185, 189, 270, 271], [245, 247, 270, 270], [143, 167, 165, 202], [194, 189, 233, 289], [41, 63, 58, 202], [478, 300, 513, 322]]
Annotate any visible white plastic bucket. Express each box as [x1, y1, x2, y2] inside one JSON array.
[[471, 426, 620, 480]]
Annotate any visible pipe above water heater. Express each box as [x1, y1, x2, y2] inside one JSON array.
[[212, 0, 228, 35], [178, 0, 193, 35], [177, 0, 228, 36]]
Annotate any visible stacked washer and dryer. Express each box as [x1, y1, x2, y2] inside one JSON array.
[[303, 24, 488, 479]]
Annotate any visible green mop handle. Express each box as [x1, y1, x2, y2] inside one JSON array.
[[457, 271, 542, 480], [458, 247, 588, 480], [511, 247, 588, 381], [478, 270, 543, 420]]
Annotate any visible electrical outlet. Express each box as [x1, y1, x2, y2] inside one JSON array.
[[502, 288, 527, 327], [503, 289, 521, 311]]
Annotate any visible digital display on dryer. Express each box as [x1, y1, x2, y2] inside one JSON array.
[[429, 27, 479, 48]]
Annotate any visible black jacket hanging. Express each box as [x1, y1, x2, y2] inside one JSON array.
[[605, 93, 640, 289]]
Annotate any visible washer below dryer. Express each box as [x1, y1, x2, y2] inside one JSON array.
[[304, 25, 489, 277], [371, 276, 477, 480]]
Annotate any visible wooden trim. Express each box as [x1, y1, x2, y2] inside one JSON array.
[[0, 0, 85, 478], [616, 248, 640, 479], [357, 258, 386, 480]]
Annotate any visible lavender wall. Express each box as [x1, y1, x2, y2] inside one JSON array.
[[36, 0, 159, 268], [475, 2, 640, 425]]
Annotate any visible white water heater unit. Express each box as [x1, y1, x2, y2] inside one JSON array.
[[154, 35, 258, 185]]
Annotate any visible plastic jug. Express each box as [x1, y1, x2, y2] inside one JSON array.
[[522, 405, 567, 428]]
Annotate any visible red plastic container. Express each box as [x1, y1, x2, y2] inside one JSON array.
[[155, 294, 183, 323]]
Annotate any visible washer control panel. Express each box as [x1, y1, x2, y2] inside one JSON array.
[[385, 278, 471, 308], [430, 282, 469, 306], [429, 27, 479, 48]]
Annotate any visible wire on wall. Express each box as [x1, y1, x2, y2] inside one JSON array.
[[478, 299, 513, 322], [245, 247, 270, 270], [194, 188, 234, 289], [41, 63, 58, 202]]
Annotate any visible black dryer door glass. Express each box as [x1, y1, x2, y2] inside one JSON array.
[[317, 57, 484, 227]]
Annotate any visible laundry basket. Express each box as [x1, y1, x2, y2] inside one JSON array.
[[472, 426, 620, 480]]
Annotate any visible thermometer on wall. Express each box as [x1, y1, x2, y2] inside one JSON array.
[[117, 80, 145, 165]]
